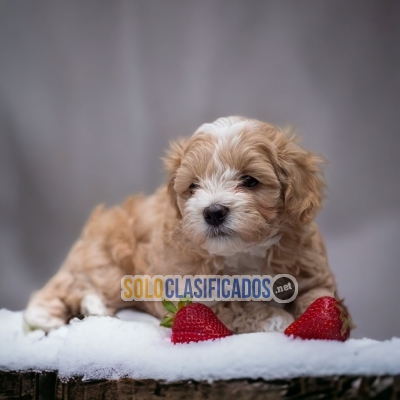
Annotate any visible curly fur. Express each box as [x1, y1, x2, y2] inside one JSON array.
[[24, 116, 339, 333]]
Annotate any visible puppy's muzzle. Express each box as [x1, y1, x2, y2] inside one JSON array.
[[203, 204, 229, 227]]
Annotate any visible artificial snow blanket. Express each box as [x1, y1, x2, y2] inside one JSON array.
[[0, 309, 399, 382]]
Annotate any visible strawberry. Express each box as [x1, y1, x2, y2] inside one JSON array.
[[160, 299, 232, 344], [284, 296, 354, 342]]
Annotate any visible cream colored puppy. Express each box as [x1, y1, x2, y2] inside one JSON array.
[[25, 116, 338, 333]]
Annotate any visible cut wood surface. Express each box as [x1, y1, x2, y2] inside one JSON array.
[[1, 371, 400, 400]]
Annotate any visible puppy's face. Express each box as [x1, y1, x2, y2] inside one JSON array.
[[165, 117, 324, 256]]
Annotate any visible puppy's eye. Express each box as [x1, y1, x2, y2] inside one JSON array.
[[241, 175, 259, 188], [189, 183, 199, 194]]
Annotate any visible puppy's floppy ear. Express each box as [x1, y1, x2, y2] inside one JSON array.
[[275, 132, 325, 225], [163, 138, 187, 218]]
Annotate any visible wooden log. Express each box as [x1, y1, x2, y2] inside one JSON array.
[[1, 370, 399, 399]]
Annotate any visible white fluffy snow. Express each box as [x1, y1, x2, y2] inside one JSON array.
[[0, 308, 399, 382]]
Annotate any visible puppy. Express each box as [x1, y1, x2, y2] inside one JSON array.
[[24, 116, 338, 333]]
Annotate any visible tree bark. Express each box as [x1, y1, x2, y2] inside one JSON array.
[[0, 371, 399, 400]]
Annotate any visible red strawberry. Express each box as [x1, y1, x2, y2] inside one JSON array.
[[160, 299, 232, 344], [284, 296, 354, 342]]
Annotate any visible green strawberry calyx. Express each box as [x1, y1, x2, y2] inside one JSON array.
[[160, 298, 192, 328]]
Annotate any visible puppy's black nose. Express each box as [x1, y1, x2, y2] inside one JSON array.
[[203, 204, 229, 226]]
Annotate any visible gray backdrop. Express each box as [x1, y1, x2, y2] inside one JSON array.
[[1, 0, 399, 340]]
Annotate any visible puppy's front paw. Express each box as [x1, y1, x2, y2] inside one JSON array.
[[261, 311, 294, 333], [80, 293, 109, 316], [24, 306, 65, 332]]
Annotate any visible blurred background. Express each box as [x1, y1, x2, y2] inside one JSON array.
[[1, 0, 399, 340]]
